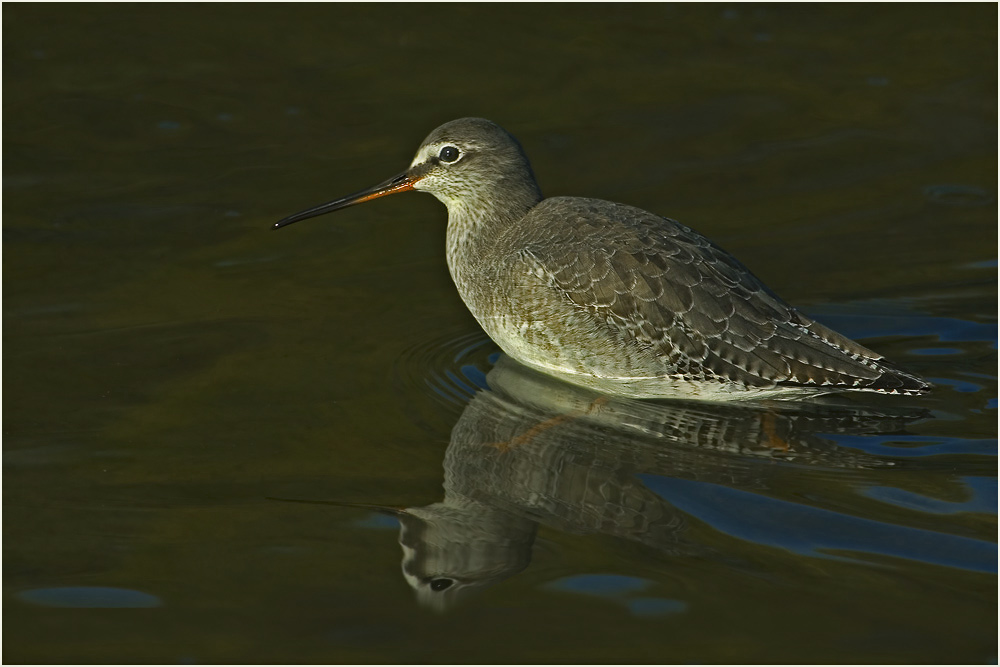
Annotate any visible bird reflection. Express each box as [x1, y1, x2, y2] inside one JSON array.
[[391, 355, 924, 611]]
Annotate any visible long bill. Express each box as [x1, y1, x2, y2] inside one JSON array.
[[272, 171, 417, 229]]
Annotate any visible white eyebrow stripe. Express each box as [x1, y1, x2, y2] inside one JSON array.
[[409, 142, 467, 168]]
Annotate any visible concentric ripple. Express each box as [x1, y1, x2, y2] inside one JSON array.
[[391, 328, 501, 437]]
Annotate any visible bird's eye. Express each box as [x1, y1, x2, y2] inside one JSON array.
[[438, 146, 460, 163], [429, 578, 454, 591]]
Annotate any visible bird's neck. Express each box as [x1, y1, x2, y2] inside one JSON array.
[[444, 178, 542, 277]]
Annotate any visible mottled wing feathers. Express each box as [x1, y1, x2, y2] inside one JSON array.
[[513, 197, 927, 394]]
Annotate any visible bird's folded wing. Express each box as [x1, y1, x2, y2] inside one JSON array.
[[508, 198, 924, 392]]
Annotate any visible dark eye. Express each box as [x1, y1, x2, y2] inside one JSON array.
[[430, 578, 454, 591], [438, 146, 460, 163]]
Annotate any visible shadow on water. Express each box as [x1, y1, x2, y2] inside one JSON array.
[[274, 350, 994, 612]]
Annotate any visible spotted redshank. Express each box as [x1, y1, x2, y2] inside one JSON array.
[[274, 118, 929, 400]]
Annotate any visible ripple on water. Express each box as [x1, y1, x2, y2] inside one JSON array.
[[392, 329, 499, 436]]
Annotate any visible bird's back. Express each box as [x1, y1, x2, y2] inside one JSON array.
[[468, 196, 928, 399]]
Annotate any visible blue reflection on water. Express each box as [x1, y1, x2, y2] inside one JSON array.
[[963, 259, 998, 269], [546, 574, 649, 596], [810, 304, 996, 347], [628, 597, 688, 617], [545, 575, 688, 618], [355, 512, 400, 530], [427, 370, 473, 404], [460, 364, 490, 391], [930, 376, 987, 393], [864, 476, 997, 515], [19, 586, 162, 608], [828, 434, 996, 457], [639, 475, 997, 573], [443, 369, 477, 399]]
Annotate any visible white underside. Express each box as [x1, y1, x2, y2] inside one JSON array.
[[511, 355, 884, 402]]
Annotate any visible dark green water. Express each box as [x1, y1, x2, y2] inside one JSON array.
[[3, 4, 996, 664]]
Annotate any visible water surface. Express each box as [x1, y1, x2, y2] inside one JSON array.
[[3, 4, 996, 664]]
